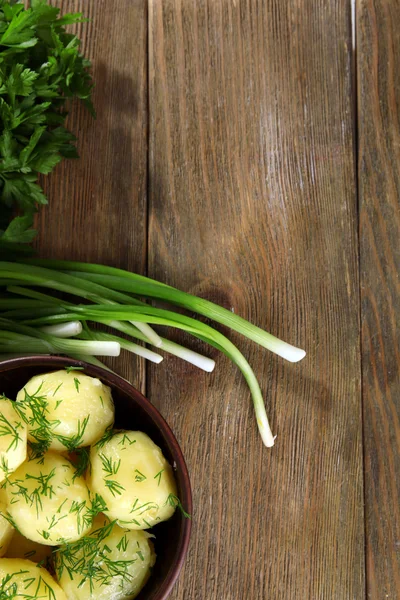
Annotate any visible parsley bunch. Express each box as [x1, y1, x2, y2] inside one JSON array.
[[0, 0, 93, 253]]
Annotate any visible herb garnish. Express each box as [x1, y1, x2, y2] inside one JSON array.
[[105, 479, 125, 498], [0, 1, 94, 254], [65, 366, 85, 374], [134, 469, 146, 483], [165, 493, 191, 519], [0, 405, 23, 452], [54, 520, 137, 593], [154, 469, 164, 486]]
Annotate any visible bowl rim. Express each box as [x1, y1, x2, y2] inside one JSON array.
[[0, 355, 192, 600]]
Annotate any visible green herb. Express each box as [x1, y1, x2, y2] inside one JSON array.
[[69, 499, 91, 535], [0, 456, 10, 481], [136, 548, 144, 561], [46, 512, 67, 530], [53, 382, 63, 396], [56, 498, 68, 513], [72, 446, 90, 479], [116, 534, 128, 552], [134, 469, 146, 483], [129, 500, 159, 516], [15, 383, 56, 458], [0, 406, 23, 452], [165, 493, 191, 519], [88, 493, 108, 519], [65, 366, 84, 374], [142, 518, 152, 529], [99, 453, 120, 478], [73, 377, 80, 392], [54, 520, 136, 593], [0, 0, 94, 253], [105, 479, 125, 498], [154, 469, 164, 486], [118, 433, 136, 446], [25, 467, 56, 498], [55, 416, 89, 451], [94, 427, 117, 450]]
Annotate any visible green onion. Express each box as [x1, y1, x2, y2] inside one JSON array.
[[5, 287, 216, 372], [0, 259, 307, 447], [40, 321, 83, 338], [22, 259, 306, 362], [80, 329, 163, 365], [0, 262, 162, 348], [0, 318, 120, 357]]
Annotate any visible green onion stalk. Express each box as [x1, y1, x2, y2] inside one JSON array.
[[0, 260, 307, 447]]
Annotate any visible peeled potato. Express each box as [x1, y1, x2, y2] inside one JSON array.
[[54, 515, 155, 600], [5, 452, 92, 545], [0, 489, 13, 558], [6, 530, 53, 564], [16, 370, 114, 452], [0, 558, 66, 599], [0, 397, 27, 482], [87, 431, 178, 530]]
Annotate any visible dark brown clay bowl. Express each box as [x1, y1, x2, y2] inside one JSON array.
[[0, 355, 192, 600]]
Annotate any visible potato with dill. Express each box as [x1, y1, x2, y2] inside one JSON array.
[[0, 396, 27, 482], [4, 452, 92, 545], [16, 370, 114, 453], [54, 514, 156, 600], [87, 431, 180, 530], [0, 490, 13, 558], [0, 558, 66, 599]]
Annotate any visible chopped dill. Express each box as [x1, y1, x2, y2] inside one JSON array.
[[99, 453, 121, 477], [134, 469, 146, 483], [105, 479, 125, 498], [0, 406, 24, 453], [116, 534, 128, 552], [72, 447, 90, 479], [94, 427, 117, 450], [54, 520, 137, 593], [53, 383, 63, 397], [118, 433, 136, 447], [154, 469, 164, 486], [165, 493, 191, 519], [65, 366, 84, 374]]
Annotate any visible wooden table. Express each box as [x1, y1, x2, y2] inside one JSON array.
[[39, 2, 399, 598]]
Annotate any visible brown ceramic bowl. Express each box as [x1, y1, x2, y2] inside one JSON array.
[[0, 355, 192, 600]]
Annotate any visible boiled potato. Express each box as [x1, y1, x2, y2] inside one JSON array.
[[6, 530, 53, 564], [0, 489, 13, 558], [54, 515, 156, 600], [0, 397, 27, 482], [88, 431, 178, 529], [0, 558, 66, 599], [5, 452, 92, 545], [16, 370, 114, 452]]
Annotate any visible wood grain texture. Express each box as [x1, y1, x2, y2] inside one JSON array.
[[36, 0, 148, 389], [358, 1, 400, 597], [148, 1, 363, 598]]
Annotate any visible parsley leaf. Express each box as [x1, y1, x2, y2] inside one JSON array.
[[0, 0, 94, 255]]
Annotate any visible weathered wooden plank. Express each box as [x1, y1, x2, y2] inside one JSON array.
[[148, 1, 363, 598], [37, 0, 148, 389], [358, 1, 400, 597]]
